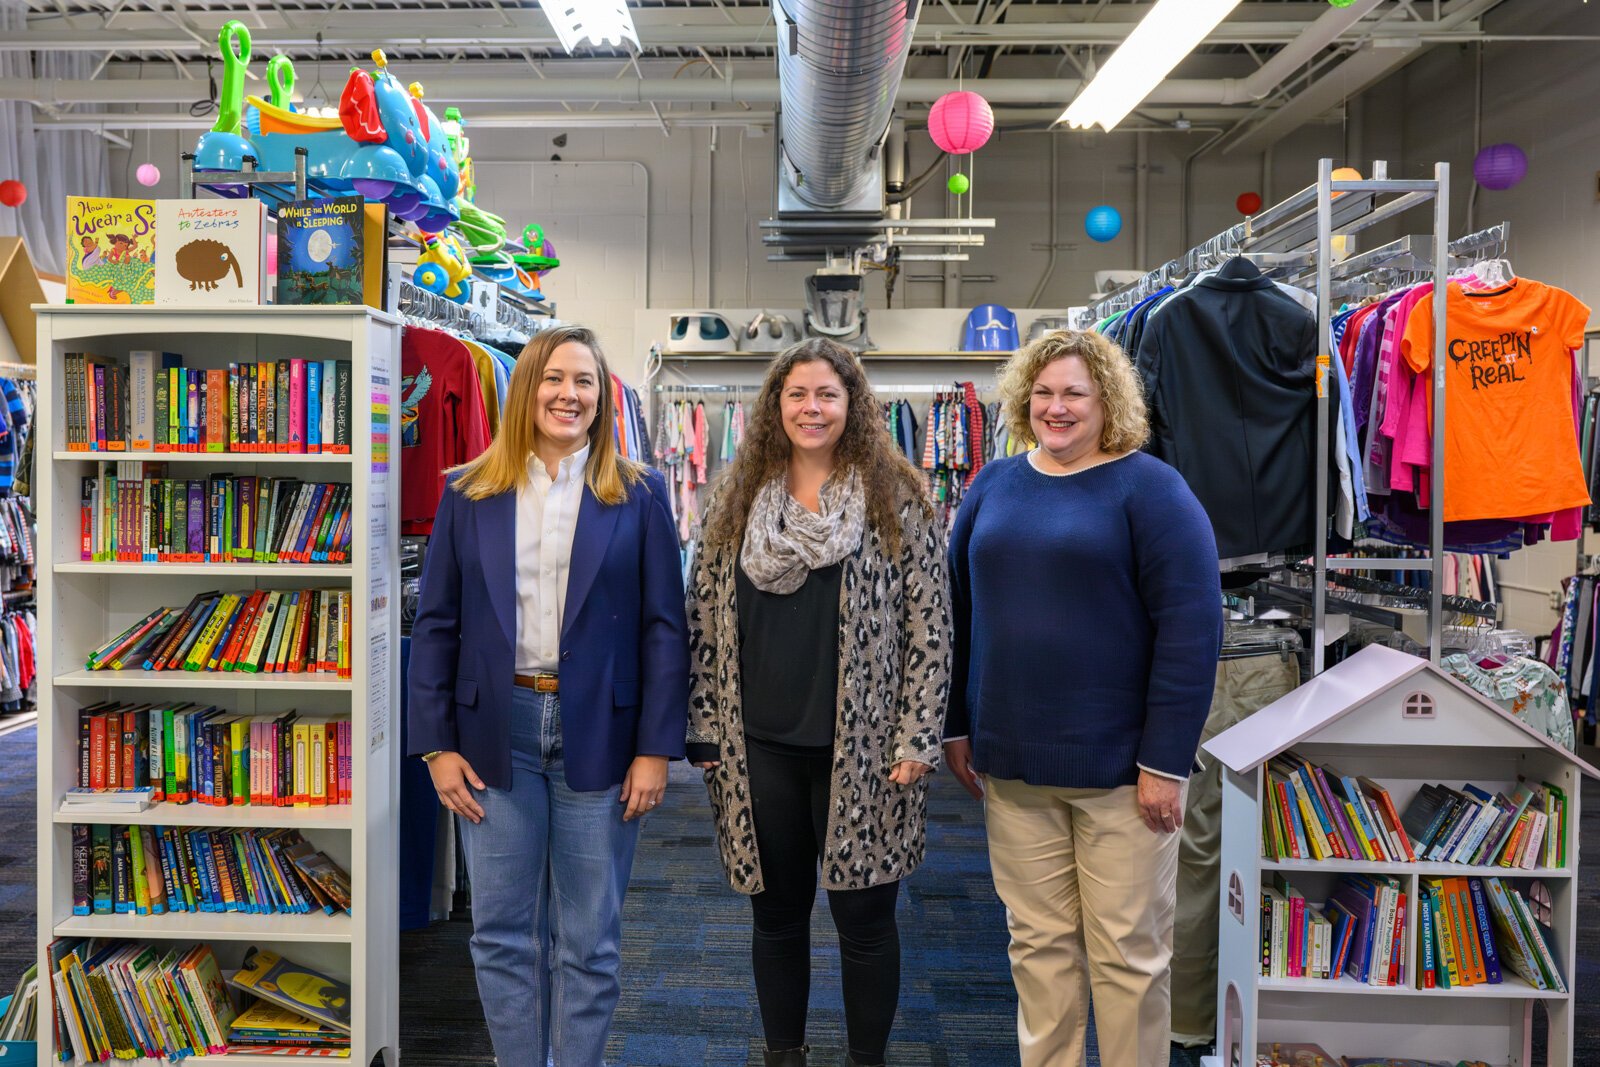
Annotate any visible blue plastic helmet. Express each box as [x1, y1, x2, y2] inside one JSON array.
[[963, 303, 1020, 351]]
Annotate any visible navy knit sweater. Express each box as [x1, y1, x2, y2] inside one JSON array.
[[946, 451, 1222, 788]]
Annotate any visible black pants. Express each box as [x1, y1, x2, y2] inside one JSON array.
[[746, 738, 901, 1064]]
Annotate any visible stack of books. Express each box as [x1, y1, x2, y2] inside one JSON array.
[[70, 703, 352, 808], [47, 939, 237, 1062], [1399, 779, 1566, 869], [1261, 874, 1405, 986], [71, 824, 352, 917], [1261, 751, 1414, 862], [0, 964, 38, 1042], [81, 467, 352, 564], [63, 351, 353, 455], [85, 588, 353, 677], [228, 949, 351, 1057], [1415, 876, 1565, 992]]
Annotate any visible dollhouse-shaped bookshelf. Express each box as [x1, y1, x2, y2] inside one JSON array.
[[1201, 643, 1595, 1067]]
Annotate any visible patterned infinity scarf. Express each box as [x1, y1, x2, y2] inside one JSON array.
[[739, 470, 865, 594]]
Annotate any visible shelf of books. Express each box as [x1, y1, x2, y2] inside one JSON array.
[[33, 305, 401, 1066], [1201, 645, 1594, 1067]]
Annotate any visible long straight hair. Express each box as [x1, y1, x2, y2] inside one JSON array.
[[448, 325, 643, 504]]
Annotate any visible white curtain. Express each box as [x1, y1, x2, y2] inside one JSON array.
[[0, 0, 111, 276]]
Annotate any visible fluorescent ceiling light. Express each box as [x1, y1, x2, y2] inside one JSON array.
[[1060, 0, 1242, 132], [535, 0, 640, 54]]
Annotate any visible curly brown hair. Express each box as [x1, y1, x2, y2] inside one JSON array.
[[996, 329, 1150, 454], [701, 338, 930, 554]]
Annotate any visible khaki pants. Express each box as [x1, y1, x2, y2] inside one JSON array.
[[1169, 653, 1299, 1046], [985, 776, 1182, 1067]]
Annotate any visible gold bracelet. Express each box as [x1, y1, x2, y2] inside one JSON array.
[[421, 750, 444, 762]]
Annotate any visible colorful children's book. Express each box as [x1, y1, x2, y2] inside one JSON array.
[[154, 199, 267, 306], [65, 196, 157, 304], [229, 949, 352, 1033], [275, 196, 388, 309]]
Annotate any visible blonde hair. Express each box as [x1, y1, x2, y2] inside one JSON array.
[[448, 325, 644, 503], [996, 329, 1149, 454]]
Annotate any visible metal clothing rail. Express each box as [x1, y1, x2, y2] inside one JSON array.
[[397, 279, 488, 337], [1311, 159, 1451, 672]]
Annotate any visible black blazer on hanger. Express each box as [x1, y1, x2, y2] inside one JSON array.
[[1134, 257, 1339, 559]]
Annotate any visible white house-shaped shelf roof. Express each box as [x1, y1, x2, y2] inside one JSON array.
[[1203, 643, 1600, 778]]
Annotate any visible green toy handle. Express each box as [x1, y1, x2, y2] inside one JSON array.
[[522, 223, 545, 249], [267, 55, 295, 111], [213, 20, 252, 135]]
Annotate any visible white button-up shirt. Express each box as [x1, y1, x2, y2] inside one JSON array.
[[515, 444, 589, 672]]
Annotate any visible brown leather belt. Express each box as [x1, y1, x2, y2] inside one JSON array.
[[514, 672, 560, 693]]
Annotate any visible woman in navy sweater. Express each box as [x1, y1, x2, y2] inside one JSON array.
[[944, 330, 1221, 1067]]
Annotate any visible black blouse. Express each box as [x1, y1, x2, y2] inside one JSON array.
[[735, 558, 841, 750]]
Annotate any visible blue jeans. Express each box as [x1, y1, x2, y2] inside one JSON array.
[[457, 687, 642, 1067]]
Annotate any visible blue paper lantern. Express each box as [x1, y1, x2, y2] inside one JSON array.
[[1085, 205, 1122, 243], [1473, 143, 1528, 191]]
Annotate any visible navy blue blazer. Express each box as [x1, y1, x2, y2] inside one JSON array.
[[406, 465, 690, 792]]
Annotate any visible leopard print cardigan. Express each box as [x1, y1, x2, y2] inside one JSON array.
[[687, 490, 952, 895]]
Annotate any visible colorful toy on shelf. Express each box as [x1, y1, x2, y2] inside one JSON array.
[[471, 251, 545, 302], [412, 231, 472, 303], [515, 224, 561, 274], [191, 22, 459, 229]]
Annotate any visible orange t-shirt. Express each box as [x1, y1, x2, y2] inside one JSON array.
[[1401, 279, 1591, 522]]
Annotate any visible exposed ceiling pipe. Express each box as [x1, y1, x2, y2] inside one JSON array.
[[1220, 0, 1385, 103], [773, 0, 918, 210], [0, 76, 1262, 108], [1221, 0, 1508, 155]]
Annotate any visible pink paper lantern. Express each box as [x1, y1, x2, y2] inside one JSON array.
[[136, 163, 161, 187], [928, 91, 994, 155]]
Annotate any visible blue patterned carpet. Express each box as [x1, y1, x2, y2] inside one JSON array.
[[5, 726, 1600, 1066]]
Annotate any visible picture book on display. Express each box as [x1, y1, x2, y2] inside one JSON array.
[[277, 196, 389, 309], [153, 199, 268, 306], [230, 948, 353, 1034], [65, 196, 156, 305]]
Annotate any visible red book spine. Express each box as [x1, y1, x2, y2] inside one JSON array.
[[89, 714, 107, 790]]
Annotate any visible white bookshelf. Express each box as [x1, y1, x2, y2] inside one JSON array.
[[33, 305, 402, 1067], [1203, 644, 1596, 1067]]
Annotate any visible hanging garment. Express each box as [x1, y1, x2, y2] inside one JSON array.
[[1442, 653, 1575, 750], [401, 327, 493, 536], [1135, 257, 1339, 559], [1400, 280, 1592, 522]]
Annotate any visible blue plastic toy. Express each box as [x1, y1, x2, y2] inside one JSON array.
[[192, 23, 459, 228], [962, 304, 1020, 352]]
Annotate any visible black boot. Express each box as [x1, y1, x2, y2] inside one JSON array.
[[846, 1057, 884, 1067], [762, 1047, 808, 1067]]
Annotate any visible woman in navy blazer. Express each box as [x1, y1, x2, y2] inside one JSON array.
[[407, 324, 689, 1067]]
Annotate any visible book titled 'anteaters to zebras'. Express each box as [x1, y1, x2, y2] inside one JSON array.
[[153, 198, 268, 307]]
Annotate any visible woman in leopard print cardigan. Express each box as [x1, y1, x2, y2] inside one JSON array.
[[685, 339, 951, 1067]]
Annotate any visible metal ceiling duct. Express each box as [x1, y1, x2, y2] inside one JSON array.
[[774, 0, 919, 214]]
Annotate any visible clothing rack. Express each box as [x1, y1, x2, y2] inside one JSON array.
[[397, 278, 489, 337], [0, 362, 35, 380]]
